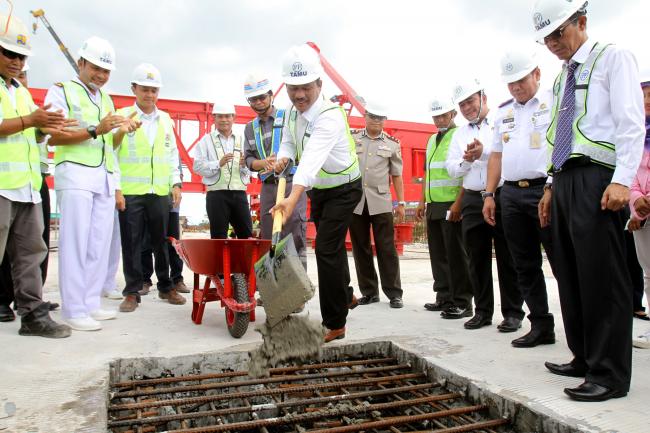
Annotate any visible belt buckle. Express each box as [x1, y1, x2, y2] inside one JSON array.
[[517, 180, 530, 188]]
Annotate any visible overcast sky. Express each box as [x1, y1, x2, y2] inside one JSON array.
[[18, 0, 649, 124]]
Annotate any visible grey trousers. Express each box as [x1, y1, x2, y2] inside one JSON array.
[[0, 195, 47, 315]]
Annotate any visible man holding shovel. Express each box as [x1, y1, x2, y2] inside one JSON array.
[[272, 44, 362, 343]]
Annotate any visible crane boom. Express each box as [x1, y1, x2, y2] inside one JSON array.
[[30, 9, 79, 74]]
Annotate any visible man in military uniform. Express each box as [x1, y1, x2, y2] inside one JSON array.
[[482, 49, 555, 345], [417, 97, 473, 319], [349, 100, 404, 309]]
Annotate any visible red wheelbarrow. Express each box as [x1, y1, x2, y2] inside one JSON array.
[[171, 238, 271, 338]]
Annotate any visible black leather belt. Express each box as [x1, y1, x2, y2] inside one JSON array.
[[552, 156, 592, 174], [263, 176, 292, 185], [503, 177, 547, 188]]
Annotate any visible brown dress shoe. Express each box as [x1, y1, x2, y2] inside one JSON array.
[[174, 281, 190, 293], [348, 295, 358, 310], [138, 282, 152, 296], [119, 295, 139, 313], [324, 327, 346, 342], [159, 289, 186, 305]]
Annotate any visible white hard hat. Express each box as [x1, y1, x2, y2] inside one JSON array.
[[429, 98, 455, 116], [532, 0, 586, 42], [212, 102, 235, 115], [500, 49, 538, 83], [452, 78, 483, 104], [363, 99, 389, 118], [244, 74, 272, 97], [0, 14, 32, 56], [78, 36, 116, 71], [131, 63, 162, 87], [281, 44, 323, 86]]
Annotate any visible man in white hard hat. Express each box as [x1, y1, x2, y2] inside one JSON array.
[[114, 63, 186, 313], [349, 100, 404, 309], [534, 0, 644, 401], [242, 74, 307, 269], [272, 44, 362, 343], [45, 36, 129, 331], [0, 13, 71, 337], [445, 78, 520, 331], [416, 97, 473, 319], [194, 103, 253, 240], [482, 48, 556, 346]]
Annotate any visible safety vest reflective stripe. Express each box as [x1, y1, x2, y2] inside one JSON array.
[[287, 102, 360, 190], [253, 109, 296, 181], [0, 83, 41, 191], [55, 81, 115, 172], [209, 133, 247, 191], [428, 161, 446, 169], [428, 178, 462, 188], [424, 129, 460, 203], [547, 42, 616, 169]]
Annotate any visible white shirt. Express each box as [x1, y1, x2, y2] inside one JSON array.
[[193, 131, 250, 190], [492, 88, 552, 181], [0, 78, 41, 204], [277, 94, 355, 189], [446, 110, 502, 191], [44, 79, 115, 195], [558, 38, 645, 187]]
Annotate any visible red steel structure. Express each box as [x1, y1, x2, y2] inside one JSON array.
[[28, 42, 436, 203]]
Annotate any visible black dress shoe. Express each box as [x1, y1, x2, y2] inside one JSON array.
[[358, 295, 380, 305], [464, 314, 492, 329], [497, 317, 522, 333], [564, 381, 627, 402], [441, 306, 473, 319], [0, 304, 15, 322], [544, 361, 587, 377], [389, 297, 403, 309], [511, 329, 555, 348], [424, 301, 450, 312], [45, 301, 60, 311]]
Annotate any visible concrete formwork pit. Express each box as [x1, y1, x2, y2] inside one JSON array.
[[106, 341, 582, 433]]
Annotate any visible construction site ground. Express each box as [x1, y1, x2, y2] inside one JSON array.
[[1, 234, 648, 433]]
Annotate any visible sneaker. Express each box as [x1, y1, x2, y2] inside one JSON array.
[[633, 330, 650, 349], [103, 289, 123, 300], [64, 316, 102, 331], [90, 309, 117, 321], [18, 303, 71, 338], [173, 280, 190, 293]]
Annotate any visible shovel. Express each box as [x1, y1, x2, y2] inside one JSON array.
[[254, 165, 315, 327]]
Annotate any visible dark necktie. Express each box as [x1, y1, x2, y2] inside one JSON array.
[[551, 61, 579, 170]]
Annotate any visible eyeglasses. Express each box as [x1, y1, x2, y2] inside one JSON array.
[[539, 17, 578, 45], [0, 47, 26, 61], [247, 93, 270, 103], [366, 113, 387, 121]]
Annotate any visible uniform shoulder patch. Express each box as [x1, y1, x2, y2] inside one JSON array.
[[350, 128, 361, 135], [54, 82, 64, 87], [385, 133, 400, 144], [498, 98, 513, 108]]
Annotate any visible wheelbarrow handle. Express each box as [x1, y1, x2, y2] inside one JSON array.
[[271, 176, 287, 252]]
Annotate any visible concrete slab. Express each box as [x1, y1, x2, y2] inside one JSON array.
[[1, 238, 648, 432]]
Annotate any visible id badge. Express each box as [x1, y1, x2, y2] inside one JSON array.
[[530, 132, 542, 149]]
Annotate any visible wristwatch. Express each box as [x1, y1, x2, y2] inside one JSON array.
[[481, 191, 494, 200], [86, 125, 98, 139]]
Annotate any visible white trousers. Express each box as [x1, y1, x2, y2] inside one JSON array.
[[57, 189, 114, 319], [633, 226, 650, 303], [102, 209, 121, 292]]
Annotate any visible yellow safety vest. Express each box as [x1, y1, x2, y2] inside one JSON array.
[[424, 128, 462, 203], [208, 133, 247, 191]]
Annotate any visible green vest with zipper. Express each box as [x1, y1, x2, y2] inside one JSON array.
[[287, 101, 360, 189], [424, 128, 462, 203], [54, 81, 115, 172], [0, 82, 41, 191], [546, 42, 616, 170], [117, 106, 174, 196]]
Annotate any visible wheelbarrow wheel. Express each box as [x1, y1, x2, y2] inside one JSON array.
[[225, 273, 250, 338]]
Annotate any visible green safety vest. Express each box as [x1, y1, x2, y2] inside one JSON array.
[[209, 132, 247, 191], [54, 81, 115, 172], [424, 128, 462, 203], [0, 81, 41, 191], [116, 106, 174, 196], [547, 42, 615, 170], [287, 101, 360, 189]]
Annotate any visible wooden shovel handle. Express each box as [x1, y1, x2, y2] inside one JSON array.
[[271, 177, 287, 241]]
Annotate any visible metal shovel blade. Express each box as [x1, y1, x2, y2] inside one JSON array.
[[254, 234, 314, 328]]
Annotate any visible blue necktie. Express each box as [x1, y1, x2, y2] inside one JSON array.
[[551, 61, 579, 170]]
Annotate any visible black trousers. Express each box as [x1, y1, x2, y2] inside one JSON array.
[[552, 163, 632, 392], [119, 194, 172, 297], [309, 179, 362, 330], [500, 183, 554, 331], [0, 174, 50, 306], [461, 190, 520, 319], [425, 202, 473, 309], [206, 190, 253, 239], [142, 210, 184, 285]]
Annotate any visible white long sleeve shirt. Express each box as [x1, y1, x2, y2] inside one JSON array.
[[446, 110, 502, 191], [277, 94, 356, 189], [193, 131, 250, 191]]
